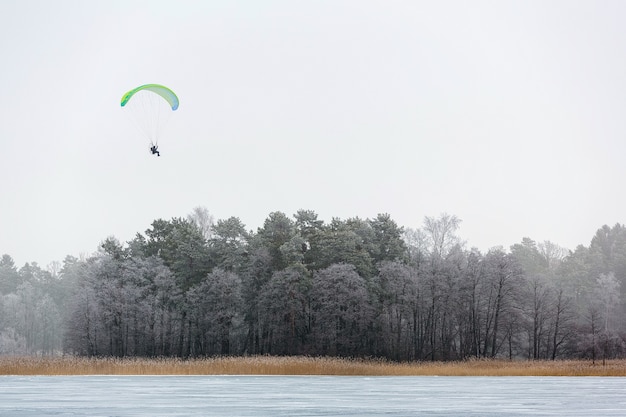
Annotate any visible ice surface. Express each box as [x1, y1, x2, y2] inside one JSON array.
[[0, 375, 624, 416]]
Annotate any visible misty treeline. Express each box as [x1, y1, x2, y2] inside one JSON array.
[[1, 209, 625, 361]]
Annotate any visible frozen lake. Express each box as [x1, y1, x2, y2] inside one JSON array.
[[1, 375, 625, 416]]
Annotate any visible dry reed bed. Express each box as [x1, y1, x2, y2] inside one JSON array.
[[1, 356, 625, 376]]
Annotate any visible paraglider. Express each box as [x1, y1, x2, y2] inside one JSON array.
[[120, 84, 178, 156]]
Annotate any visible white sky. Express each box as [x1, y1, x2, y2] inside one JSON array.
[[1, 0, 626, 267]]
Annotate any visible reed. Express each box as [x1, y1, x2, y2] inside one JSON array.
[[1, 356, 625, 376]]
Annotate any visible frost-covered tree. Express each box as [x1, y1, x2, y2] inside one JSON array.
[[189, 268, 243, 355], [258, 266, 310, 355], [375, 260, 418, 359], [187, 206, 215, 240], [310, 264, 373, 356], [0, 254, 20, 295]]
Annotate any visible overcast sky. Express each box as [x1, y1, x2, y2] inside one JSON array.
[[2, 0, 625, 267]]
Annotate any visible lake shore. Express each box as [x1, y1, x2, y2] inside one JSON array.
[[1, 356, 626, 376]]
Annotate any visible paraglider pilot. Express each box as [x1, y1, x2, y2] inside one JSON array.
[[150, 145, 160, 157]]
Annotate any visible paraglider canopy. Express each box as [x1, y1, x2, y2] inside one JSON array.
[[120, 84, 179, 148], [120, 84, 179, 110]]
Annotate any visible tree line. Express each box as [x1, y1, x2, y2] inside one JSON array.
[[1, 208, 625, 361]]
